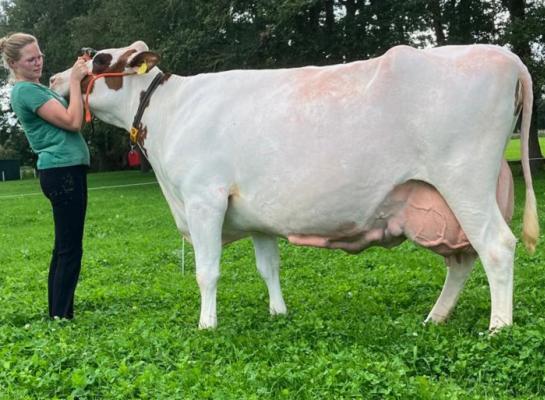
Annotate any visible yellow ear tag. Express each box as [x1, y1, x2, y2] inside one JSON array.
[[136, 62, 148, 75], [130, 127, 139, 143]]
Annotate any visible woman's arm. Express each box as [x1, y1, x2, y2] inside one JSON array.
[[37, 58, 89, 132]]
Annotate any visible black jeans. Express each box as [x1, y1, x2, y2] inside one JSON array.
[[39, 165, 88, 319]]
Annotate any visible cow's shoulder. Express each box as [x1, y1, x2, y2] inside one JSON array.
[[383, 44, 419, 57], [374, 45, 430, 78], [378, 45, 420, 65]]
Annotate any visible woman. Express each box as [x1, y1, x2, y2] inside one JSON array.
[[0, 33, 90, 319]]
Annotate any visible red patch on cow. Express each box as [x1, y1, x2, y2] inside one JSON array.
[[80, 74, 93, 94], [137, 124, 149, 158], [159, 73, 172, 85], [92, 53, 113, 75], [104, 49, 137, 90]]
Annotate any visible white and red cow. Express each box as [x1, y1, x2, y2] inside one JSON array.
[[51, 41, 538, 330]]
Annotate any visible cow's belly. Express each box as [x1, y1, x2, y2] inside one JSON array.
[[224, 182, 420, 253], [222, 175, 401, 237], [246, 180, 469, 255], [230, 160, 513, 256]]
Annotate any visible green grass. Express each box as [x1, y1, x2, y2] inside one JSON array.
[[505, 136, 545, 161], [0, 168, 544, 399]]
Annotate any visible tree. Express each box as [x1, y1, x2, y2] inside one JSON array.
[[424, 0, 544, 172], [0, 79, 34, 163], [0, 0, 543, 171], [501, 0, 544, 172]]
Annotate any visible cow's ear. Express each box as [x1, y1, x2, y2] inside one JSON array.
[[128, 51, 160, 74]]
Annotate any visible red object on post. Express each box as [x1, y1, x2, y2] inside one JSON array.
[[128, 149, 141, 167]]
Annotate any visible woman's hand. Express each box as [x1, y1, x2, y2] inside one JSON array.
[[37, 57, 89, 131], [70, 57, 89, 82]]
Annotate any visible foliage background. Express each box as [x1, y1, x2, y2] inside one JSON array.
[[0, 0, 543, 170]]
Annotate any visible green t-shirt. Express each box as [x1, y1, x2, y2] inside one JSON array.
[[10, 81, 90, 170]]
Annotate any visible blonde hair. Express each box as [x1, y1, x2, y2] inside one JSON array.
[[0, 32, 38, 81]]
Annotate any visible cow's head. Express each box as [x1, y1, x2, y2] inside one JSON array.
[[50, 41, 160, 127]]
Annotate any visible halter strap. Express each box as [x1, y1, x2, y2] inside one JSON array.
[[83, 71, 137, 123], [130, 72, 165, 144]]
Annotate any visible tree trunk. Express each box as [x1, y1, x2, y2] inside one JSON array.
[[344, 0, 356, 23], [428, 0, 446, 45], [308, 3, 320, 33], [507, 0, 544, 173], [324, 0, 334, 33], [529, 102, 543, 173]]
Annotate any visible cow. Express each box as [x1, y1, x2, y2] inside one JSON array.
[[50, 41, 538, 331]]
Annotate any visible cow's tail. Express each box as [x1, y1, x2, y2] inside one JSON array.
[[518, 64, 539, 254]]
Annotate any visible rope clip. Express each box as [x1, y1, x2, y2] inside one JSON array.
[[130, 127, 139, 144]]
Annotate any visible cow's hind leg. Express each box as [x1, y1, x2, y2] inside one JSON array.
[[434, 183, 516, 331], [479, 220, 516, 331], [186, 197, 228, 329], [425, 253, 476, 324], [252, 233, 287, 315]]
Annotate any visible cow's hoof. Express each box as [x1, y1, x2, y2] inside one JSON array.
[[198, 323, 217, 330], [488, 316, 511, 334], [270, 304, 287, 316], [198, 317, 217, 330], [423, 312, 447, 325]]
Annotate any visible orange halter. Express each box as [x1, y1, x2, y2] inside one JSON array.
[[80, 53, 137, 123], [80, 52, 157, 146], [83, 71, 136, 123]]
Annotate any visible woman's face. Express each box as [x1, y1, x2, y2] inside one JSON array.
[[10, 42, 43, 83]]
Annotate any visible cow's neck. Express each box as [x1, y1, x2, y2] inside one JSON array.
[[93, 69, 165, 132], [125, 69, 165, 131], [130, 71, 165, 136]]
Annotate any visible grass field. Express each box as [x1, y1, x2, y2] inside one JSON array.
[[504, 136, 545, 161], [1, 168, 544, 399]]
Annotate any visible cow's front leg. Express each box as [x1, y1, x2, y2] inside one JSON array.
[[186, 197, 227, 329], [252, 233, 287, 315]]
